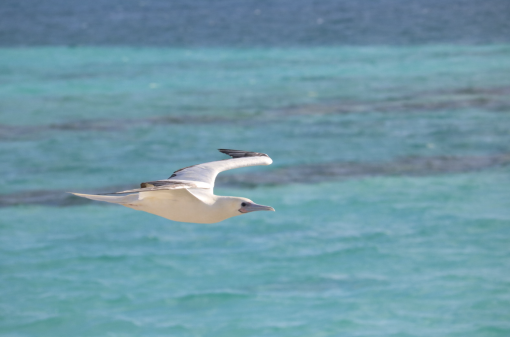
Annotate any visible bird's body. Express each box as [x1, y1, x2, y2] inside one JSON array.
[[71, 149, 275, 223]]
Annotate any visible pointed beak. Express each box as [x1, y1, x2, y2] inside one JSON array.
[[240, 203, 275, 213]]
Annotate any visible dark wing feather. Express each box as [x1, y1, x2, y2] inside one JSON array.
[[218, 149, 269, 158], [169, 164, 198, 179]]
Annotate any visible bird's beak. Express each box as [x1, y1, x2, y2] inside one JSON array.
[[240, 203, 275, 213]]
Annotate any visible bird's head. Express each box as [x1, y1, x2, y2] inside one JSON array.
[[219, 196, 275, 217]]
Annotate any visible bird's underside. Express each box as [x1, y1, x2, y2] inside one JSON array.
[[71, 149, 275, 223]]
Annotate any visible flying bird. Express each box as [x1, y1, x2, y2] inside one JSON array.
[[71, 149, 275, 223]]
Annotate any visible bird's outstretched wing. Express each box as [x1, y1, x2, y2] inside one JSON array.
[[106, 149, 272, 194], [102, 181, 203, 194]]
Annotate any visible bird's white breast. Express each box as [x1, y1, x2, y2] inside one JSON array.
[[123, 189, 232, 224]]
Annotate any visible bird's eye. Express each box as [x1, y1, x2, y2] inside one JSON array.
[[241, 202, 247, 207]]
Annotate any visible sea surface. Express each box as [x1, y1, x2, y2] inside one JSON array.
[[1, 45, 510, 336]]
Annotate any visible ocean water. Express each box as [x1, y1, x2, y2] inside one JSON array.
[[2, 0, 510, 46], [1, 45, 510, 336]]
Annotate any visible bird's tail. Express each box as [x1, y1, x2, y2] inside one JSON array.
[[70, 192, 139, 204]]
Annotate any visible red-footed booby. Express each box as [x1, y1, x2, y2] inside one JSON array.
[[71, 149, 275, 223]]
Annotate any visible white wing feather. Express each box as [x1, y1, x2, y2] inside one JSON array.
[[166, 156, 272, 188], [108, 150, 272, 195]]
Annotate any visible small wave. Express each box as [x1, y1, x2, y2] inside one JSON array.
[[173, 290, 251, 303], [275, 86, 510, 116]]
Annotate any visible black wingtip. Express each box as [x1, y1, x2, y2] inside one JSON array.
[[218, 149, 269, 158]]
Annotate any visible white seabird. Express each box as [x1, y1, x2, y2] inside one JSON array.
[[71, 149, 275, 223]]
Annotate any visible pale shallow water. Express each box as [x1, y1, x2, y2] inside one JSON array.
[[1, 45, 510, 336]]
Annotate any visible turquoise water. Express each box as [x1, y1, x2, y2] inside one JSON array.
[[1, 45, 510, 336]]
